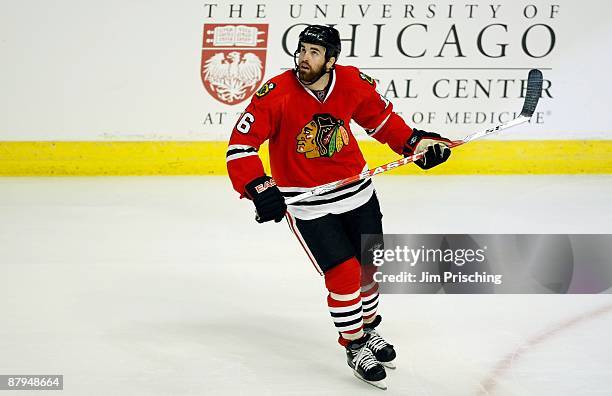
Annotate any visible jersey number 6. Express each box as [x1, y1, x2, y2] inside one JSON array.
[[236, 112, 255, 134]]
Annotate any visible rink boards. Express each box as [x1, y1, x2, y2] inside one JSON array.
[[1, 140, 611, 176]]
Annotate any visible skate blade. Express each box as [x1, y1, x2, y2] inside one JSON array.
[[382, 360, 396, 370], [353, 371, 387, 390]]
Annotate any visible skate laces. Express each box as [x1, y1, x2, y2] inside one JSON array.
[[355, 345, 379, 371], [367, 331, 391, 353]]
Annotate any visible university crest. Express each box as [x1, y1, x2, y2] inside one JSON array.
[[201, 24, 268, 105]]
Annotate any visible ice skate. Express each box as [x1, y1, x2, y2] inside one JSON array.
[[345, 335, 387, 390], [364, 316, 397, 369]]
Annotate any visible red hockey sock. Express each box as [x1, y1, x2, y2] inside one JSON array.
[[324, 257, 364, 347]]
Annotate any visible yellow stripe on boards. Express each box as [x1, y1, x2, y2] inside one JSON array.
[[361, 140, 612, 175], [0, 141, 237, 176], [0, 140, 611, 176]]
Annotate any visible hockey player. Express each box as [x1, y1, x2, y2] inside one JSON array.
[[226, 25, 451, 389]]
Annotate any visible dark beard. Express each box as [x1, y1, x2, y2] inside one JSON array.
[[298, 65, 324, 84]]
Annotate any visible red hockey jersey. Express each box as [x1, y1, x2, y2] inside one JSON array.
[[226, 64, 413, 220]]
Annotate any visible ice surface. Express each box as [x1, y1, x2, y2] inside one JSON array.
[[1, 176, 611, 395]]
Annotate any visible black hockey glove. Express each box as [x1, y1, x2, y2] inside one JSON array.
[[245, 176, 287, 223], [403, 128, 452, 170]]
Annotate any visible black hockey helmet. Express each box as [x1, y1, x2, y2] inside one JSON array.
[[296, 25, 341, 61]]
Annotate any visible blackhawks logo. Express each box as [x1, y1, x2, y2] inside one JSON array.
[[255, 81, 275, 98], [359, 72, 375, 86], [296, 114, 350, 159]]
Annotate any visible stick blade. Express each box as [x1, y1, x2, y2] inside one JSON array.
[[520, 69, 543, 118]]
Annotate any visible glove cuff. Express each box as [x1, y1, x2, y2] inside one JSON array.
[[245, 175, 277, 200]]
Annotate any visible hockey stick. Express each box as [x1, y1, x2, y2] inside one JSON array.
[[284, 69, 544, 206]]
